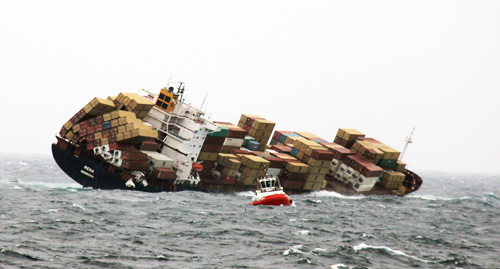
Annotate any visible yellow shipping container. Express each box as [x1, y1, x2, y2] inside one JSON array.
[[337, 128, 365, 142], [396, 161, 407, 172], [305, 173, 326, 182], [251, 119, 276, 131], [217, 153, 237, 164], [374, 144, 400, 160], [226, 159, 242, 170], [242, 167, 266, 177], [306, 158, 330, 168], [222, 167, 239, 177], [241, 155, 270, 169], [84, 98, 116, 116], [303, 181, 323, 191], [198, 152, 218, 161], [111, 110, 136, 120], [240, 175, 258, 186], [284, 162, 309, 173], [308, 167, 329, 175]]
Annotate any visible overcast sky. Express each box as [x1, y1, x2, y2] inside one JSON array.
[[1, 1, 499, 174]]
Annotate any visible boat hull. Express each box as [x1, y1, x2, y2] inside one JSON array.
[[249, 193, 292, 206], [52, 138, 422, 196]]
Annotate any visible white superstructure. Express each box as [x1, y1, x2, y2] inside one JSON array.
[[141, 84, 219, 185]]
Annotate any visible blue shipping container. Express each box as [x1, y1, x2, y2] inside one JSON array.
[[245, 140, 260, 151], [290, 147, 299, 157]]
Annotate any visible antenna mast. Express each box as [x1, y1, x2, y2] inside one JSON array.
[[200, 92, 208, 110], [399, 127, 415, 161]]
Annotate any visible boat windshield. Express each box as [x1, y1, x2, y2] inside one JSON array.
[[259, 178, 276, 191]]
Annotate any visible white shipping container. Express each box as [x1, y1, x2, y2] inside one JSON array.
[[358, 175, 379, 185], [353, 182, 376, 192], [223, 138, 244, 147], [266, 168, 281, 177], [141, 151, 174, 168]]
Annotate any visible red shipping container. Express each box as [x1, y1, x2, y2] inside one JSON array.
[[102, 130, 111, 138], [109, 142, 135, 151], [88, 118, 97, 126], [80, 121, 88, 129], [86, 133, 95, 142], [151, 168, 176, 180], [219, 175, 236, 184], [311, 149, 335, 160], [263, 157, 285, 169], [95, 124, 103, 132], [139, 141, 159, 151], [213, 121, 234, 125], [109, 127, 119, 135], [85, 142, 94, 151], [121, 160, 150, 171], [361, 165, 383, 178], [120, 150, 148, 161], [95, 116, 104, 125], [86, 125, 96, 134], [281, 170, 307, 181], [281, 179, 304, 190], [227, 127, 247, 139], [108, 134, 117, 143], [231, 149, 253, 155], [204, 136, 226, 145], [57, 138, 69, 150], [270, 145, 292, 154], [59, 127, 67, 138], [201, 144, 223, 153]]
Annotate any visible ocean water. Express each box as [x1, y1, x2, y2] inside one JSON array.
[[1, 154, 499, 268]]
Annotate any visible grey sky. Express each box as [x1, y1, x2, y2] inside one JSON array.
[[1, 1, 499, 174]]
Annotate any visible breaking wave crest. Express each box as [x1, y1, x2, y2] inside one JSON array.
[[307, 190, 367, 200], [353, 243, 431, 263]]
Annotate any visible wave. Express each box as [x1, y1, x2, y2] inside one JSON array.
[[330, 264, 351, 269], [293, 230, 310, 235], [307, 190, 367, 200], [283, 244, 304, 256], [353, 243, 431, 263], [236, 191, 255, 197], [407, 194, 471, 202], [17, 181, 82, 190]]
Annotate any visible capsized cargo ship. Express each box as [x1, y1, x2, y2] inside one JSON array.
[[52, 83, 422, 195]]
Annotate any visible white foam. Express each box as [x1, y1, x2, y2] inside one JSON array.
[[236, 191, 256, 197], [19, 181, 82, 189], [72, 204, 86, 211], [331, 264, 351, 269], [18, 161, 28, 166], [353, 243, 430, 263], [313, 247, 327, 253], [283, 244, 304, 256], [13, 186, 23, 190], [409, 195, 470, 201], [308, 190, 366, 200], [294, 230, 310, 235]]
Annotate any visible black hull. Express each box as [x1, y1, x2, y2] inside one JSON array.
[[52, 138, 422, 196], [51, 139, 199, 193]]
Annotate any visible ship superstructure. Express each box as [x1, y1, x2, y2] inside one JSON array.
[[141, 83, 219, 185]]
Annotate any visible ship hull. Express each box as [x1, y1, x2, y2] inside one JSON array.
[[52, 138, 422, 196]]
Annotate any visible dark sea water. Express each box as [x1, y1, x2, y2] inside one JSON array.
[[1, 154, 499, 268]]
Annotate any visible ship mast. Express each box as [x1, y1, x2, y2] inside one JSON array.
[[399, 127, 415, 161]]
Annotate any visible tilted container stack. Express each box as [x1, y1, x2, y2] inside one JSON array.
[[213, 153, 242, 184], [238, 155, 270, 186], [238, 115, 275, 151]]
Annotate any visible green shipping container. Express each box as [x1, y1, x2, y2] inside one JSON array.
[[209, 126, 229, 137], [243, 136, 255, 147], [378, 159, 398, 168]]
